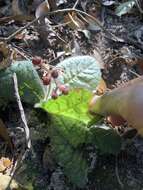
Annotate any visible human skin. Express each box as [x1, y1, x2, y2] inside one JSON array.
[[89, 76, 143, 135]]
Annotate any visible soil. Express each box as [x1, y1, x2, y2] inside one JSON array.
[[0, 0, 143, 190]]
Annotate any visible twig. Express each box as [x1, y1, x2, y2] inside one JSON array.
[[6, 74, 32, 189], [45, 82, 52, 100], [48, 52, 65, 65], [50, 26, 67, 44], [115, 155, 124, 189], [45, 8, 124, 42], [51, 21, 72, 28], [77, 12, 90, 24], [13, 73, 31, 149], [0, 8, 123, 43], [126, 36, 143, 51], [0, 15, 34, 24], [7, 149, 30, 190], [135, 0, 143, 14], [73, 0, 80, 9], [10, 149, 28, 176], [0, 17, 38, 42], [129, 69, 140, 77], [11, 44, 32, 60]]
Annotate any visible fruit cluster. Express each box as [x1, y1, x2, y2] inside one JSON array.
[[32, 56, 69, 99]]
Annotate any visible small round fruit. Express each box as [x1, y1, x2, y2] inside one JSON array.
[[62, 87, 69, 95], [51, 69, 59, 78], [58, 84, 69, 95], [42, 76, 51, 85], [32, 56, 42, 65], [51, 90, 58, 99]]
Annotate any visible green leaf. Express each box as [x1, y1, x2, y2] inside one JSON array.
[[48, 116, 88, 188], [89, 125, 122, 154], [38, 89, 91, 187], [0, 60, 45, 105], [115, 0, 136, 16], [57, 56, 101, 91], [38, 89, 93, 125], [38, 88, 122, 187], [50, 115, 89, 148], [37, 89, 93, 148]]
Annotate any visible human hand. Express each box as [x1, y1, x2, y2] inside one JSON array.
[[89, 76, 143, 135]]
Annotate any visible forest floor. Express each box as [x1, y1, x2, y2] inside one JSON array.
[[0, 0, 143, 190]]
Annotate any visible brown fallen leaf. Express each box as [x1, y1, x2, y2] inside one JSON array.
[[0, 157, 12, 172], [35, 1, 51, 44], [35, 1, 50, 19], [2, 158, 11, 168]]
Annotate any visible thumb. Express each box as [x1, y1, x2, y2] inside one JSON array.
[[88, 76, 143, 134], [88, 95, 103, 115], [88, 91, 120, 116], [88, 93, 126, 126]]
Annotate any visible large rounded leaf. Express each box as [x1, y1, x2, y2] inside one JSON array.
[[89, 125, 121, 154], [49, 121, 88, 188], [38, 89, 122, 187], [0, 60, 45, 105], [57, 56, 102, 91]]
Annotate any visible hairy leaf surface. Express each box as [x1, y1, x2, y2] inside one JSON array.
[[57, 56, 101, 91], [0, 60, 45, 105]]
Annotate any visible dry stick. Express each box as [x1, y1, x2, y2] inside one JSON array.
[[0, 17, 39, 42], [0, 8, 123, 43], [45, 82, 52, 100], [126, 37, 143, 51], [13, 73, 31, 149], [0, 8, 141, 50], [50, 26, 67, 44], [6, 74, 32, 189], [129, 69, 140, 77], [44, 8, 124, 42], [48, 52, 65, 64], [135, 0, 143, 14], [51, 21, 72, 28], [7, 149, 30, 190], [73, 0, 80, 9], [77, 12, 91, 24], [11, 45, 31, 60], [0, 15, 34, 24]]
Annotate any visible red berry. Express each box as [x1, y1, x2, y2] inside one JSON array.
[[42, 76, 51, 85], [58, 84, 69, 95], [51, 69, 59, 78], [51, 90, 58, 99], [32, 57, 42, 65]]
